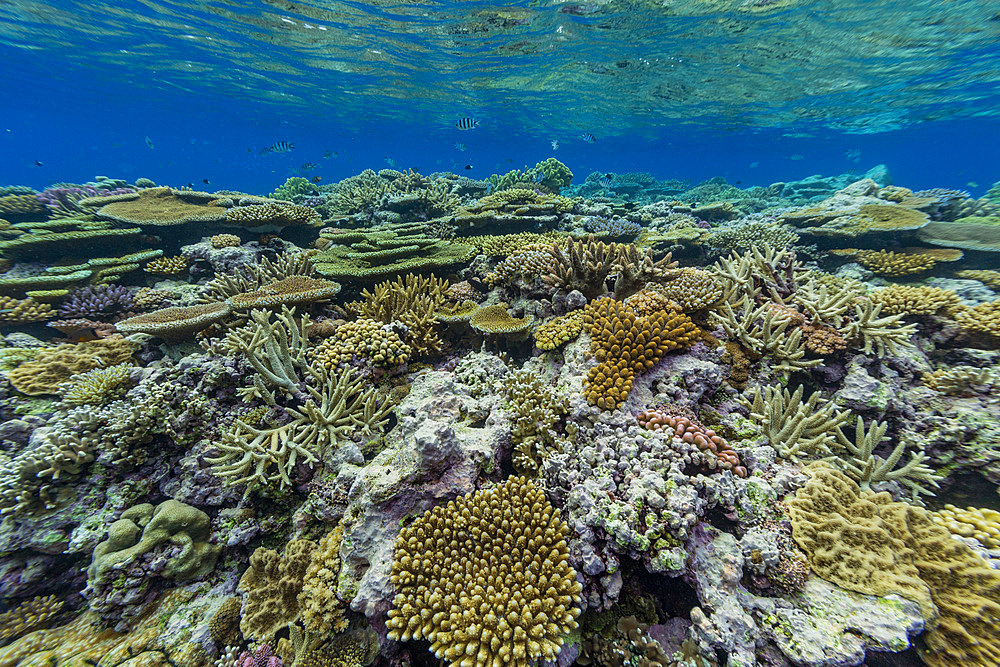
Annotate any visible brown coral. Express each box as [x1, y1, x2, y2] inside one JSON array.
[[386, 476, 583, 667], [644, 267, 723, 311], [143, 255, 190, 275], [954, 300, 1000, 339], [238, 539, 318, 643], [0, 595, 64, 644], [210, 233, 242, 248], [86, 186, 228, 226], [0, 296, 54, 323], [355, 274, 449, 357], [582, 298, 698, 410], [855, 249, 937, 276], [636, 409, 746, 477], [114, 303, 231, 340], [228, 276, 341, 310], [225, 201, 321, 227], [534, 310, 586, 350], [312, 318, 410, 368]]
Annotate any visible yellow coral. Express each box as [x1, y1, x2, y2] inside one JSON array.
[[646, 267, 724, 311], [7, 338, 138, 396], [0, 595, 64, 644], [954, 300, 1000, 338], [0, 296, 53, 323], [60, 363, 132, 405], [115, 303, 231, 340], [534, 310, 585, 350], [582, 297, 698, 410], [312, 318, 410, 368], [228, 276, 341, 310], [855, 249, 936, 276], [143, 255, 189, 275], [356, 274, 449, 356], [869, 284, 960, 316], [957, 269, 1000, 290], [225, 201, 321, 227], [239, 539, 318, 643], [386, 476, 583, 667], [931, 504, 1000, 550], [468, 303, 534, 334], [210, 233, 242, 248], [465, 232, 564, 256], [297, 526, 349, 637]]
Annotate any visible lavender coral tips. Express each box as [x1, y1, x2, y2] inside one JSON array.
[[386, 476, 583, 667]]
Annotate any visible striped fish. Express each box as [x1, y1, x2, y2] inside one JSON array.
[[581, 132, 597, 143], [455, 117, 480, 131], [260, 141, 295, 155], [599, 174, 614, 188], [454, 142, 467, 151]]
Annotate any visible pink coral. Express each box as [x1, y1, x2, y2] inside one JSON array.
[[237, 644, 283, 667], [637, 409, 747, 477]]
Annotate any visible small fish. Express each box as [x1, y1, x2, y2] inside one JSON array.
[[464, 164, 473, 170], [598, 174, 613, 188], [312, 176, 323, 183], [581, 132, 596, 143], [33, 160, 42, 167], [323, 150, 337, 159], [789, 154, 805, 160], [144, 136, 154, 149], [260, 141, 294, 155], [299, 162, 318, 172], [185, 182, 194, 188], [247, 147, 252, 153], [454, 142, 467, 152], [967, 181, 979, 189], [551, 139, 559, 151], [455, 117, 480, 131], [384, 156, 396, 168], [845, 148, 861, 161], [749, 161, 760, 168], [202, 178, 211, 185]]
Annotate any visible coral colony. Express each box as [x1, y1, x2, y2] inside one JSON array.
[[0, 164, 998, 667]]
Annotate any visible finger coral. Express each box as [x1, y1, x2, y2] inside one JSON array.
[[645, 267, 724, 312], [869, 284, 960, 316], [534, 310, 586, 350], [143, 254, 189, 275], [7, 337, 138, 395], [953, 300, 1000, 339], [854, 249, 937, 276], [386, 476, 583, 667], [0, 295, 53, 323], [931, 505, 1000, 550], [922, 365, 999, 395], [311, 318, 410, 368], [582, 297, 698, 410]]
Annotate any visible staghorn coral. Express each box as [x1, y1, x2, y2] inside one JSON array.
[[0, 296, 53, 323], [637, 409, 746, 477], [713, 244, 799, 305], [115, 302, 231, 340], [312, 318, 410, 369], [869, 284, 960, 316], [7, 337, 137, 395], [931, 505, 1000, 550], [386, 476, 583, 667], [534, 310, 586, 350], [355, 273, 449, 357], [788, 464, 1000, 667], [922, 365, 999, 395], [953, 300, 1000, 339], [60, 362, 132, 405], [742, 385, 851, 460], [544, 236, 679, 301], [143, 254, 190, 275], [709, 296, 820, 373], [219, 306, 312, 397], [830, 416, 940, 499], [468, 303, 534, 335], [582, 297, 698, 410], [228, 276, 341, 310], [841, 299, 917, 356]]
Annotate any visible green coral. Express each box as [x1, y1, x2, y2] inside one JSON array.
[[60, 363, 133, 406], [488, 158, 573, 194], [271, 177, 318, 201]]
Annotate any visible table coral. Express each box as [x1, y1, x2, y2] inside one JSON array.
[[7, 337, 137, 395], [228, 275, 341, 310], [225, 201, 321, 227], [386, 476, 583, 667], [582, 297, 698, 410], [468, 303, 534, 334], [85, 186, 229, 226], [114, 302, 231, 340]]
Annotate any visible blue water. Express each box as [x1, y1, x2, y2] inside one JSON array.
[[2, 0, 999, 193]]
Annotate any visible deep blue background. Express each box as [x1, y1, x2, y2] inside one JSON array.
[[2, 44, 997, 197]]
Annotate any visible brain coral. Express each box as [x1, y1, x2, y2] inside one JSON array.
[[386, 476, 583, 667], [582, 297, 698, 410]]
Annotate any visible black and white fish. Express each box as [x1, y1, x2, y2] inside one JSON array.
[[260, 141, 295, 155], [299, 162, 318, 172], [581, 132, 596, 143], [455, 117, 480, 131], [454, 142, 467, 151], [598, 174, 614, 188]]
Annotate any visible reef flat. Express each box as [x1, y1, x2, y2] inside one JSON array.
[[0, 164, 998, 667]]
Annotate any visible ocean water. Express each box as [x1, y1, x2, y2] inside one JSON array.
[[1, 2, 999, 667]]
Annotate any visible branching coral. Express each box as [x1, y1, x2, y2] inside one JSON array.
[[544, 236, 678, 300], [869, 284, 960, 317], [709, 296, 820, 373], [221, 306, 312, 397], [386, 476, 583, 667], [468, 303, 534, 335], [312, 318, 411, 369], [199, 251, 315, 304], [645, 268, 724, 312], [60, 363, 132, 405], [841, 299, 917, 356], [713, 244, 800, 306], [502, 369, 568, 472], [829, 416, 940, 499], [854, 249, 937, 276], [922, 365, 999, 395], [355, 273, 449, 357], [7, 337, 137, 395], [0, 595, 64, 645], [742, 385, 851, 460], [953, 300, 1000, 339], [582, 297, 698, 410]]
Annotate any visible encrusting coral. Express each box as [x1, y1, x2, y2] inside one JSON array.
[[386, 476, 583, 667], [534, 310, 586, 350], [582, 297, 699, 410]]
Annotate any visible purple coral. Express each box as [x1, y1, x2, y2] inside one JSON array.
[[57, 284, 136, 321], [37, 185, 134, 217], [237, 645, 283, 667]]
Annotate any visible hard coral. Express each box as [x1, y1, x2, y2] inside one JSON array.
[[582, 297, 698, 410], [869, 284, 960, 316], [468, 303, 534, 334], [7, 337, 137, 395], [386, 476, 583, 667], [143, 254, 190, 275], [534, 310, 586, 350], [114, 302, 231, 340], [854, 249, 936, 276], [636, 410, 746, 477], [228, 276, 342, 310], [311, 318, 411, 369]]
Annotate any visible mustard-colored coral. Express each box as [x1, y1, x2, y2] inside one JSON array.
[[208, 597, 243, 647], [115, 303, 231, 340], [468, 303, 534, 334], [355, 274, 448, 357], [87, 186, 228, 226], [0, 194, 46, 219], [312, 318, 410, 368], [297, 525, 349, 637], [869, 284, 960, 316], [582, 297, 698, 410], [502, 369, 568, 472], [143, 255, 189, 275], [239, 538, 318, 643], [0, 296, 53, 323], [225, 201, 321, 227], [465, 232, 564, 256], [7, 338, 138, 396], [954, 300, 1000, 338], [646, 267, 724, 311], [855, 249, 936, 276], [386, 476, 583, 667], [0, 595, 64, 644], [534, 310, 585, 350], [485, 247, 553, 286], [922, 365, 998, 395], [60, 363, 132, 405], [931, 505, 1000, 550], [957, 269, 1000, 290], [210, 233, 242, 248], [788, 464, 1000, 667]]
